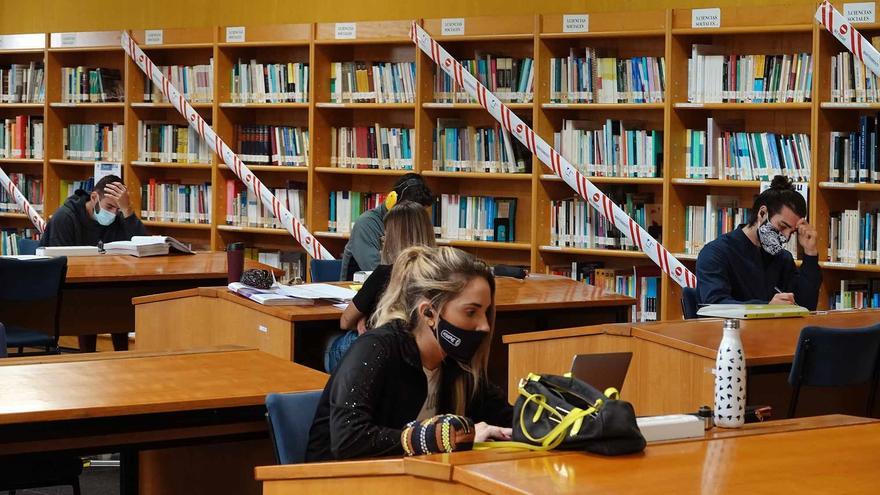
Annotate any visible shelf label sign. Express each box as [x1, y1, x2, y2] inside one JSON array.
[[60, 32, 78, 46], [145, 29, 163, 45], [692, 8, 721, 28], [844, 2, 876, 23], [335, 23, 357, 39], [563, 14, 589, 33], [441, 18, 465, 36], [226, 26, 246, 43]]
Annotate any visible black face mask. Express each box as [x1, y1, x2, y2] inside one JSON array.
[[434, 316, 486, 364]]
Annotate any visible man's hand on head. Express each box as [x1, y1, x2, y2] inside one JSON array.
[[103, 182, 133, 217]]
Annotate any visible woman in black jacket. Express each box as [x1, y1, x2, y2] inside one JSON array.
[[306, 246, 513, 461]]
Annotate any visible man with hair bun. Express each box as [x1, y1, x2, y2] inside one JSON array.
[[696, 175, 821, 310]]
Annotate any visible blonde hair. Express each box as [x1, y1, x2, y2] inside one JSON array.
[[372, 246, 496, 415], [380, 200, 436, 264]]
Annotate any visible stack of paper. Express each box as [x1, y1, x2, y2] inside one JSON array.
[[36, 246, 101, 257], [103, 236, 194, 257], [697, 304, 809, 319], [228, 282, 314, 306]]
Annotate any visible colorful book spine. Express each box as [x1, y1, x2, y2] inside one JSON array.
[[431, 194, 517, 243], [549, 51, 666, 104], [433, 55, 534, 104], [233, 125, 309, 167], [0, 62, 45, 103], [331, 125, 413, 170], [62, 123, 124, 161], [225, 179, 305, 228], [137, 121, 212, 163], [0, 115, 43, 159], [549, 193, 660, 250], [61, 67, 124, 103], [553, 119, 662, 177], [327, 191, 388, 233], [231, 60, 308, 103], [146, 60, 214, 103], [433, 119, 529, 173], [140, 181, 212, 224], [330, 61, 415, 103], [0, 173, 42, 213], [688, 50, 812, 103]]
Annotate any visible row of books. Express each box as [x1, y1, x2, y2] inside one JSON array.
[[61, 67, 123, 103], [0, 228, 39, 255], [225, 179, 306, 228], [433, 55, 534, 104], [545, 262, 660, 322], [59, 179, 94, 199], [137, 121, 212, 164], [145, 62, 214, 103], [235, 125, 309, 166], [548, 193, 660, 251], [327, 191, 387, 234], [683, 197, 751, 255], [0, 63, 45, 103], [685, 120, 811, 181], [0, 116, 43, 159], [431, 195, 518, 243], [830, 279, 880, 310], [549, 50, 666, 104], [0, 173, 43, 213], [62, 123, 124, 161], [246, 248, 306, 284], [230, 60, 308, 103], [432, 119, 529, 174], [140, 180, 212, 224], [687, 48, 813, 103], [828, 114, 880, 184], [330, 125, 413, 170], [330, 61, 415, 103], [828, 205, 880, 265], [554, 119, 662, 178]]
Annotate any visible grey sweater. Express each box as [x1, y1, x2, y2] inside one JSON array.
[[340, 204, 386, 281]]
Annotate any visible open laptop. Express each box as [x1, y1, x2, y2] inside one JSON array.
[[570, 352, 633, 393]]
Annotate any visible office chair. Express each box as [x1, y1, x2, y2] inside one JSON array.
[[788, 324, 880, 418], [680, 287, 700, 320], [16, 237, 40, 256], [0, 256, 68, 355], [265, 391, 323, 464], [0, 323, 6, 358], [310, 259, 343, 283]]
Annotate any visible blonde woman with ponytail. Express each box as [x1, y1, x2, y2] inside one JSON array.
[[307, 246, 513, 462]]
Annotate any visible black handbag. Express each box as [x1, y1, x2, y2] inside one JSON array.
[[476, 373, 646, 456]]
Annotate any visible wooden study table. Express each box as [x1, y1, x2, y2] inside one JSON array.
[[255, 415, 879, 494], [0, 347, 327, 495], [133, 276, 634, 384], [505, 309, 880, 417]]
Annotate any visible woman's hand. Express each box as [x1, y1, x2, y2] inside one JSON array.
[[474, 421, 513, 442]]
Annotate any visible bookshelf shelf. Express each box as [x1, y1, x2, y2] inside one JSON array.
[[132, 102, 213, 109], [820, 262, 880, 273], [218, 102, 309, 109], [313, 38, 413, 46], [315, 231, 350, 239], [541, 103, 664, 110], [217, 41, 310, 48], [671, 253, 699, 261], [315, 103, 416, 110], [220, 165, 309, 173], [819, 102, 880, 110], [217, 225, 290, 235], [131, 161, 212, 170], [671, 178, 762, 188], [49, 102, 125, 108], [538, 30, 666, 40], [671, 25, 813, 35], [142, 221, 212, 230], [423, 102, 533, 110], [672, 103, 812, 110], [540, 174, 663, 185], [0, 212, 29, 219], [431, 34, 535, 42], [818, 182, 880, 191], [422, 171, 532, 181], [539, 246, 649, 258], [0, 158, 43, 165], [0, 103, 44, 109], [140, 43, 214, 50], [438, 239, 532, 251], [49, 159, 116, 167], [314, 167, 411, 176]]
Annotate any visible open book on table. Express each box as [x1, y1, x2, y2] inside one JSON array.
[[102, 236, 195, 257], [227, 282, 315, 306]]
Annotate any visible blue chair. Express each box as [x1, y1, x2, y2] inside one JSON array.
[[16, 238, 40, 255], [788, 324, 880, 418], [0, 256, 68, 355], [0, 323, 6, 358], [310, 259, 343, 283], [681, 287, 700, 320], [265, 391, 323, 465]]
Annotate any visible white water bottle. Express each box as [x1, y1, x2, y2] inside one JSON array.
[[714, 319, 746, 428]]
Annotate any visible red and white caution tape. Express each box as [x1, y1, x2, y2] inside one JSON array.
[[0, 167, 46, 233], [410, 22, 696, 288], [121, 31, 334, 260], [816, 1, 880, 78]]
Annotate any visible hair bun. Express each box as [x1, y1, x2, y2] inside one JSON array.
[[770, 175, 794, 190]]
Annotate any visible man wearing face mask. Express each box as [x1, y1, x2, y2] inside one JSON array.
[[41, 174, 146, 351], [696, 175, 821, 310]]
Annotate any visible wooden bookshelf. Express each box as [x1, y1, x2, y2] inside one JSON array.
[[2, 6, 875, 311]]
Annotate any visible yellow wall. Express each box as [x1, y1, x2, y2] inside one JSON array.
[[0, 0, 820, 34]]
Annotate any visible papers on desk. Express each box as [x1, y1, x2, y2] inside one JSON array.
[[697, 304, 809, 319], [277, 283, 357, 302], [36, 246, 101, 257], [103, 236, 194, 257], [0, 255, 52, 260], [228, 283, 315, 306]]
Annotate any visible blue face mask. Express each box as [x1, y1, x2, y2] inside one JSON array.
[[94, 203, 116, 226]]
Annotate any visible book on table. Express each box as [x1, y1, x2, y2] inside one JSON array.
[[696, 304, 809, 319], [102, 236, 195, 257], [227, 282, 315, 306], [36, 246, 101, 257]]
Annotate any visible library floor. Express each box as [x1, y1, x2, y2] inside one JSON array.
[[0, 465, 118, 495]]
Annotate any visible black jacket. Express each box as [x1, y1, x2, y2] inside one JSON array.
[[306, 321, 513, 462], [696, 226, 822, 310], [40, 190, 146, 247]]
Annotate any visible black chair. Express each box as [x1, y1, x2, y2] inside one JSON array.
[[16, 237, 40, 255], [0, 256, 68, 355], [0, 322, 6, 358], [788, 324, 880, 418], [680, 287, 700, 320]]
